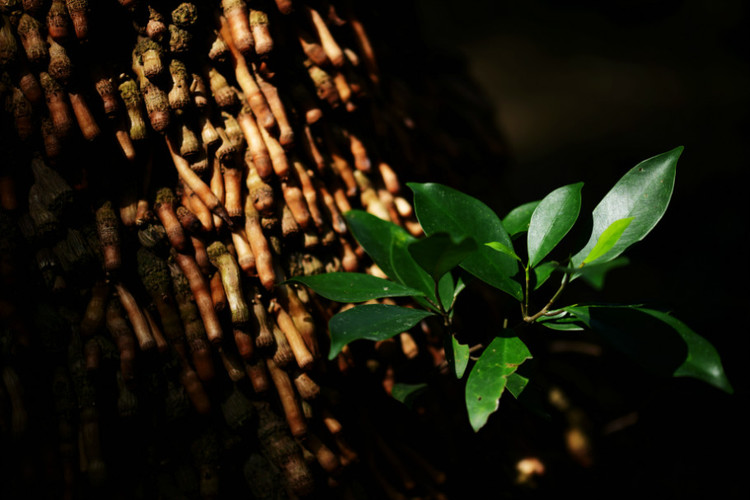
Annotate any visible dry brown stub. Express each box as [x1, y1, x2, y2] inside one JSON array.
[[0, 2, 478, 498]]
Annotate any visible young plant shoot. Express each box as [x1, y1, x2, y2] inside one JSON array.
[[288, 146, 733, 432]]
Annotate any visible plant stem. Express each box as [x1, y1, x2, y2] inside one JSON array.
[[524, 273, 569, 323], [433, 280, 446, 316], [523, 265, 530, 317]]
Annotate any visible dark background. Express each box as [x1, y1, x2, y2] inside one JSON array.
[[365, 0, 748, 497]]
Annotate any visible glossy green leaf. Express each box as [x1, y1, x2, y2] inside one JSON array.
[[465, 335, 532, 432], [409, 233, 478, 282], [486, 241, 521, 262], [582, 217, 634, 265], [571, 147, 682, 269], [408, 183, 522, 300], [345, 210, 435, 300], [527, 183, 583, 268], [564, 305, 732, 393], [328, 304, 434, 360], [452, 336, 470, 379], [391, 383, 428, 408], [344, 210, 400, 279], [506, 373, 530, 398], [502, 200, 540, 237], [286, 273, 424, 302]]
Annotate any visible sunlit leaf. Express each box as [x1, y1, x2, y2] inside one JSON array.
[[286, 273, 424, 302], [506, 372, 530, 398], [328, 304, 434, 360], [486, 241, 521, 262], [409, 232, 478, 282], [502, 201, 540, 238], [571, 147, 682, 269], [345, 210, 435, 300], [344, 210, 400, 279], [527, 183, 583, 268], [452, 336, 470, 379], [409, 183, 522, 300], [582, 217, 633, 265], [538, 319, 586, 331], [465, 335, 532, 432]]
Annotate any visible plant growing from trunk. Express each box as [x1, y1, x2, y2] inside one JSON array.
[[289, 146, 733, 431]]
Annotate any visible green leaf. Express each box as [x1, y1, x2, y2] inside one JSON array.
[[453, 274, 468, 302], [527, 183, 583, 268], [344, 210, 400, 279], [536, 311, 586, 331], [408, 183, 522, 300], [502, 201, 540, 237], [556, 257, 630, 285], [506, 373, 530, 398], [452, 336, 470, 379], [437, 272, 455, 311], [345, 210, 435, 300], [328, 304, 434, 360], [409, 232, 478, 282], [638, 308, 733, 394], [571, 147, 682, 269], [581, 217, 634, 265], [391, 383, 429, 409], [465, 335, 532, 432], [532, 261, 558, 290], [564, 305, 732, 393], [286, 273, 424, 303], [485, 241, 521, 262], [580, 257, 629, 290], [538, 319, 586, 331]]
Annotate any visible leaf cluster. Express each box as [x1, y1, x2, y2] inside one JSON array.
[[288, 147, 732, 432]]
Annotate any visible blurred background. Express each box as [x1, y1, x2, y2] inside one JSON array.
[[362, 0, 748, 497]]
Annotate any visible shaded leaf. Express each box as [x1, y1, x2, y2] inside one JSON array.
[[345, 210, 435, 300], [527, 183, 583, 268], [506, 373, 530, 398], [582, 217, 633, 265], [409, 233, 478, 282], [328, 304, 434, 360], [639, 308, 733, 393], [465, 335, 532, 432], [391, 383, 429, 409], [580, 257, 629, 290], [409, 183, 522, 300], [532, 261, 559, 290], [502, 201, 541, 237], [287, 273, 424, 302], [564, 305, 732, 393], [453, 273, 468, 302], [571, 147, 682, 269], [437, 272, 455, 311], [344, 210, 400, 279]]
